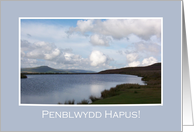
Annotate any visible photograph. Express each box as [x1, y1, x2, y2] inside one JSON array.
[[20, 18, 162, 105]]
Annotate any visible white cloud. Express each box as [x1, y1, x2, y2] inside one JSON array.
[[20, 19, 161, 71], [128, 61, 141, 67], [142, 57, 157, 66], [126, 53, 140, 67], [21, 40, 115, 71], [24, 41, 59, 60], [90, 34, 109, 46], [134, 41, 160, 55], [90, 51, 108, 66], [62, 53, 82, 63], [26, 50, 43, 59], [45, 48, 60, 60], [126, 53, 138, 62], [68, 19, 161, 40], [74, 19, 94, 33], [64, 53, 73, 61], [21, 58, 37, 68], [21, 40, 86, 66]]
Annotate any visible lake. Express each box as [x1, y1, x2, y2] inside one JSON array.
[[21, 74, 145, 104]]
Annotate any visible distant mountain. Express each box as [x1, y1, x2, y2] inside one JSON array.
[[21, 66, 96, 73], [98, 63, 161, 74]]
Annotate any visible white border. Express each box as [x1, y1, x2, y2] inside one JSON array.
[[19, 17, 163, 107]]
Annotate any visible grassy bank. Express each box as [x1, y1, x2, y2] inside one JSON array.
[[91, 83, 161, 104]]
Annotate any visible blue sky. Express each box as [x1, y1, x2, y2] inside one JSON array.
[[21, 18, 161, 72]]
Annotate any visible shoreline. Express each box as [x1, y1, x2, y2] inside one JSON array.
[[57, 72, 161, 104], [22, 63, 161, 104]]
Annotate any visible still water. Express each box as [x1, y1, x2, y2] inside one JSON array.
[[21, 74, 145, 104]]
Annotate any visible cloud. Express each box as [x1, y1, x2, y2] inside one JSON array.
[[128, 61, 141, 67], [134, 41, 160, 55], [21, 58, 37, 68], [70, 19, 94, 33], [90, 34, 110, 46], [61, 52, 82, 63], [21, 40, 115, 71], [126, 53, 138, 62], [126, 53, 140, 67], [24, 41, 59, 60], [127, 56, 158, 67], [142, 57, 158, 66], [20, 19, 161, 71], [117, 39, 160, 67], [45, 48, 60, 60], [21, 40, 86, 66], [68, 19, 161, 40], [64, 53, 73, 61], [90, 51, 111, 66]]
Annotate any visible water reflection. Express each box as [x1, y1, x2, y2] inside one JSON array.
[[21, 74, 145, 104], [90, 85, 104, 97]]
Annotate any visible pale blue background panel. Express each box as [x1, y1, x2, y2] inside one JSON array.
[[1, 1, 181, 131]]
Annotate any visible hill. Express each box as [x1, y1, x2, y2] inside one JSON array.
[[21, 66, 95, 73], [99, 63, 161, 83], [99, 63, 161, 74]]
